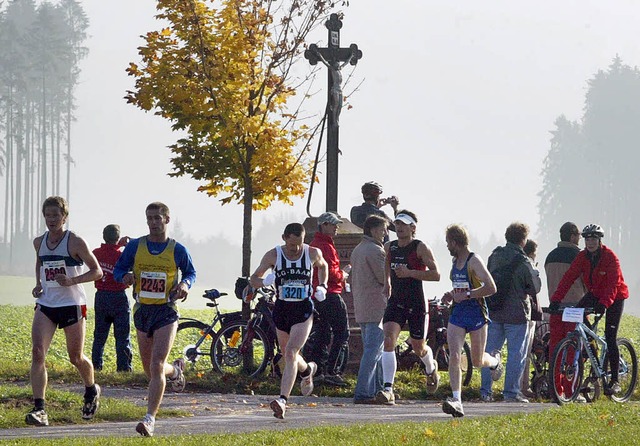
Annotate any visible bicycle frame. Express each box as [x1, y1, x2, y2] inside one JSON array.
[[571, 316, 608, 381]]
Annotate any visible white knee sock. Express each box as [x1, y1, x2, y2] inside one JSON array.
[[420, 346, 435, 374], [381, 350, 397, 388]]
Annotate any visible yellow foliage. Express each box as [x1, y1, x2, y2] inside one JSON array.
[[126, 0, 332, 211]]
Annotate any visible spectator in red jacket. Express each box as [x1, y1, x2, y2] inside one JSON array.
[[307, 212, 350, 386], [92, 224, 133, 372], [550, 223, 629, 395]]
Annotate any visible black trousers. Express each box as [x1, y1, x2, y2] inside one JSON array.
[[308, 293, 350, 375]]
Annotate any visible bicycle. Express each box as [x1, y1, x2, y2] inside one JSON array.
[[211, 286, 282, 378], [546, 305, 638, 405], [395, 297, 473, 386], [170, 289, 242, 375], [528, 320, 551, 399]]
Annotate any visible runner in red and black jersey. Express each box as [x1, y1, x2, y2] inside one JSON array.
[[376, 210, 441, 405]]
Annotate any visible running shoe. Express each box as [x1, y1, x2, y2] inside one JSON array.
[[604, 380, 621, 396], [504, 393, 529, 403], [442, 397, 464, 417], [82, 384, 101, 420], [168, 358, 186, 392], [25, 408, 49, 426], [575, 394, 587, 403], [270, 397, 286, 419], [375, 389, 396, 405], [425, 360, 439, 394], [480, 393, 494, 402], [136, 414, 155, 437], [490, 350, 504, 381], [300, 361, 317, 396], [324, 374, 348, 387]]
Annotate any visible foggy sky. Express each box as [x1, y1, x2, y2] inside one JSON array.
[[5, 1, 640, 300]]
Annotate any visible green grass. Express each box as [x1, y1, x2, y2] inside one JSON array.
[[3, 400, 640, 445], [1, 300, 639, 441]]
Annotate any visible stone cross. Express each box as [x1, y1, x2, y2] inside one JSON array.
[[305, 13, 362, 213]]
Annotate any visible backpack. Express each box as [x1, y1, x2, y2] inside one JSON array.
[[485, 248, 527, 312]]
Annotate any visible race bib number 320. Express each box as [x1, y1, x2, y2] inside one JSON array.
[[140, 271, 167, 299], [281, 284, 307, 301]]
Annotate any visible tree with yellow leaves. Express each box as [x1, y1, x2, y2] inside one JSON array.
[[126, 0, 343, 279]]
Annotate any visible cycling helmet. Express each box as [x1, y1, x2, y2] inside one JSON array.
[[361, 181, 383, 197], [581, 224, 604, 238]]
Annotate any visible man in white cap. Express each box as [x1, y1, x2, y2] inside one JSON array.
[[376, 210, 441, 404], [307, 212, 351, 386]]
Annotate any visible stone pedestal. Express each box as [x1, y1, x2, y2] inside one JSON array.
[[304, 216, 363, 372]]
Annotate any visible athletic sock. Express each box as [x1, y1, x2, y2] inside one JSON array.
[[34, 398, 45, 411], [452, 391, 461, 401], [420, 347, 435, 374], [381, 350, 397, 386], [279, 395, 288, 402], [300, 364, 312, 377]]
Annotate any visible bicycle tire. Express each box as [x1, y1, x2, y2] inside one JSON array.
[[174, 320, 215, 375], [549, 336, 583, 405], [434, 341, 473, 386], [211, 320, 271, 378], [608, 338, 638, 402]]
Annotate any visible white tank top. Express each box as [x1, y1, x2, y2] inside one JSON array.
[[37, 231, 87, 307]]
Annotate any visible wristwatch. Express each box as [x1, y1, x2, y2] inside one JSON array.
[[466, 291, 472, 299]]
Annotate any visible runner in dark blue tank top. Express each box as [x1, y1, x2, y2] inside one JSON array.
[[250, 223, 328, 420], [441, 224, 502, 418]]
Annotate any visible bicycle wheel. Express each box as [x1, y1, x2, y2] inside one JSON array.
[[549, 336, 584, 405], [608, 338, 638, 402], [173, 321, 215, 376], [211, 320, 271, 378]]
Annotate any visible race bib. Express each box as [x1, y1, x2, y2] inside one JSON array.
[[452, 280, 470, 292], [280, 284, 308, 302], [43, 260, 67, 288], [140, 271, 167, 299]]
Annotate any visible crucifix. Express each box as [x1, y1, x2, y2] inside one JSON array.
[[305, 13, 362, 213]]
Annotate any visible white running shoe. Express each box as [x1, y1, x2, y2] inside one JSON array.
[[426, 360, 439, 394], [490, 350, 504, 381], [442, 397, 464, 417], [300, 361, 317, 396], [168, 358, 186, 392], [136, 414, 155, 437], [270, 397, 286, 419]]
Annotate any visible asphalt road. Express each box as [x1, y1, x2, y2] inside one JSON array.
[[0, 386, 553, 439]]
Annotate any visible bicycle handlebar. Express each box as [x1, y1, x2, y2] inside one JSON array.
[[542, 306, 600, 316]]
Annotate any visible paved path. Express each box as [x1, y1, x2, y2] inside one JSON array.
[[0, 386, 553, 439]]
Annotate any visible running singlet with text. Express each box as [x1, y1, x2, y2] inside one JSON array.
[[450, 253, 486, 312], [388, 239, 426, 301], [133, 237, 178, 305], [274, 244, 313, 302], [38, 230, 87, 307]]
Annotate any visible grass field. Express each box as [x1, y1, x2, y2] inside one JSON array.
[[0, 284, 638, 443]]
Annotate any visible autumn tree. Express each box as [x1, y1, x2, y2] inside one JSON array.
[[126, 0, 343, 280]]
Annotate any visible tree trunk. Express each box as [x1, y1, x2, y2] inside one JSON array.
[[241, 175, 253, 319]]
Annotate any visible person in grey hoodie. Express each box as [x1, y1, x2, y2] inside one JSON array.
[[350, 215, 389, 403]]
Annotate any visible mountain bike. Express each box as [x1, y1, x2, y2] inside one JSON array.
[[395, 297, 473, 386], [211, 286, 282, 378], [170, 289, 242, 375], [546, 305, 637, 405]]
